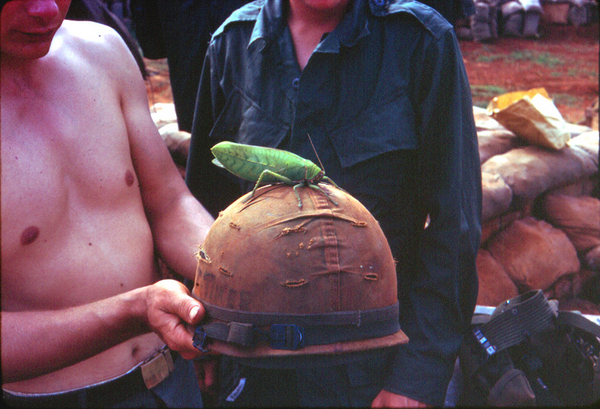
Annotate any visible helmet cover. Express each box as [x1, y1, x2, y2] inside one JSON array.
[[192, 183, 408, 359]]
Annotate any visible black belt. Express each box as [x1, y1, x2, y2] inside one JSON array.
[[2, 346, 178, 408]]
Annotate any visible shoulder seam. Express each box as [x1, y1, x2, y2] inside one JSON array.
[[212, 1, 262, 39]]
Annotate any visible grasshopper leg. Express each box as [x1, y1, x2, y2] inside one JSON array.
[[292, 184, 304, 208], [242, 169, 293, 203], [321, 176, 345, 193], [307, 183, 339, 206]]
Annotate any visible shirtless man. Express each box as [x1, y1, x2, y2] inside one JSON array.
[[1, 0, 213, 406]]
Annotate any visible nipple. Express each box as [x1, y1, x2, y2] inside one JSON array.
[[125, 170, 135, 187], [20, 226, 40, 245]]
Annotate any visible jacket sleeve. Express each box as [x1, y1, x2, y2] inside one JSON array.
[[186, 46, 243, 217], [384, 26, 482, 406]]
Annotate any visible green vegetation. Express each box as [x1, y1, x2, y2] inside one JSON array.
[[552, 93, 579, 108], [567, 67, 598, 78], [475, 50, 564, 68], [471, 84, 508, 108]]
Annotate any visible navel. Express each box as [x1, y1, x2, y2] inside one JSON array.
[[20, 226, 40, 246], [125, 170, 135, 187]]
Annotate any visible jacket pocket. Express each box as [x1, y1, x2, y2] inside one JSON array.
[[327, 92, 417, 168], [209, 87, 289, 147]]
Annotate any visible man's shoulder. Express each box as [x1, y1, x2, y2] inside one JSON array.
[[376, 0, 452, 38], [212, 0, 264, 38], [59, 20, 127, 55]]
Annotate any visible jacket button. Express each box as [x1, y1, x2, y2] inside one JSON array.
[[292, 78, 300, 89]]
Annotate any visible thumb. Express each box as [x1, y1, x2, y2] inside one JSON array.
[[186, 302, 205, 325]]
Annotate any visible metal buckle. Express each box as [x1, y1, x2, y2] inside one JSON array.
[[193, 326, 211, 352], [270, 324, 304, 350], [140, 347, 175, 389]]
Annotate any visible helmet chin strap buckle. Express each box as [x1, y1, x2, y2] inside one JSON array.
[[270, 324, 305, 350], [192, 326, 211, 352]]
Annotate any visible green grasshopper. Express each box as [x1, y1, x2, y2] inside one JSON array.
[[211, 141, 340, 208]]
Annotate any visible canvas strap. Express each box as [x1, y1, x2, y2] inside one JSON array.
[[193, 302, 400, 351]]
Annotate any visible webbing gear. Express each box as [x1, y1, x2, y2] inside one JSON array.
[[193, 302, 401, 351], [473, 290, 556, 355], [461, 291, 600, 406]]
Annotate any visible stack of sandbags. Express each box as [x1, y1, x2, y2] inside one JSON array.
[[541, 193, 600, 270], [476, 216, 598, 307], [474, 103, 599, 307], [542, 0, 598, 27], [542, 0, 572, 23], [480, 131, 598, 218], [487, 217, 580, 290], [468, 0, 500, 42], [473, 106, 507, 132], [476, 248, 519, 306], [478, 129, 522, 164], [501, 0, 543, 37]]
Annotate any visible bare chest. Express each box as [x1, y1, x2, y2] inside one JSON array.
[[2, 85, 136, 215], [0, 85, 153, 309]]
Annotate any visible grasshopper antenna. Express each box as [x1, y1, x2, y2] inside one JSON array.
[[307, 133, 326, 173]]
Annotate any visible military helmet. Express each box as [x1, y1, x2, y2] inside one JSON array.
[[192, 183, 407, 360]]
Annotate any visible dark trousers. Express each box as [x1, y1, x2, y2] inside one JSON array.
[[217, 349, 394, 407], [3, 353, 203, 408]]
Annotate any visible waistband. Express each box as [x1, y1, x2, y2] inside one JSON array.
[[3, 346, 179, 408]]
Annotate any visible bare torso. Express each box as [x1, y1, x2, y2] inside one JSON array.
[[1, 21, 165, 393]]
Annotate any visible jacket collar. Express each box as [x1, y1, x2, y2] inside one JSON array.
[[249, 0, 371, 52]]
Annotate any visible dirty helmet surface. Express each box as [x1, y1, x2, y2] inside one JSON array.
[[192, 183, 408, 362]]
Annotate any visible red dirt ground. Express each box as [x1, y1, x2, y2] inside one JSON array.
[[459, 20, 599, 124], [145, 20, 599, 126]]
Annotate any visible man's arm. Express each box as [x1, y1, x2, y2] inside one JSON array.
[[381, 27, 481, 406], [1, 280, 204, 383], [108, 24, 214, 281]]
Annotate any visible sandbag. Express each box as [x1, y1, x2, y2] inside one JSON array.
[[501, 1, 525, 37], [544, 269, 596, 301], [572, 269, 598, 298], [567, 130, 599, 161], [584, 245, 600, 271], [558, 298, 600, 315], [478, 129, 520, 164], [545, 274, 576, 301], [550, 175, 598, 197], [473, 106, 506, 131], [542, 193, 600, 253], [481, 171, 513, 221], [487, 217, 580, 292], [481, 144, 598, 208], [481, 211, 521, 244], [476, 249, 519, 306], [470, 0, 499, 42]]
